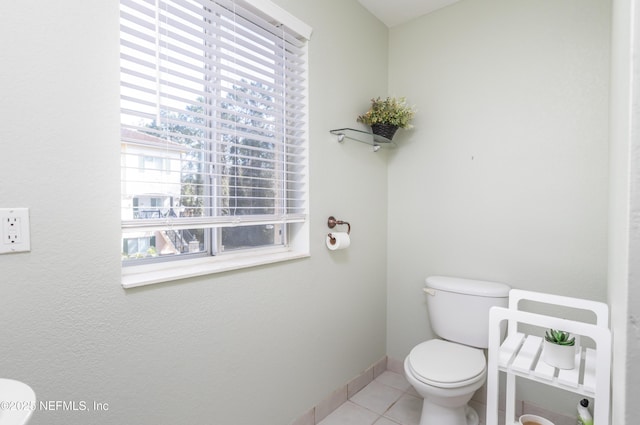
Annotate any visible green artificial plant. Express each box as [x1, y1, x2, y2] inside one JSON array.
[[357, 97, 416, 129], [544, 329, 576, 346]]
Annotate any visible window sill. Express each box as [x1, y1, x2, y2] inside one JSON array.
[[121, 248, 309, 289]]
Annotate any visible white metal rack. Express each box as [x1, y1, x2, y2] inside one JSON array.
[[486, 290, 611, 425]]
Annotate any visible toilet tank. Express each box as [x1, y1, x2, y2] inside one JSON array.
[[425, 276, 510, 348]]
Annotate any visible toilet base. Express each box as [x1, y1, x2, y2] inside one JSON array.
[[419, 399, 479, 425], [404, 355, 483, 425]]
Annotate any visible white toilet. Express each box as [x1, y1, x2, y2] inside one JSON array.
[[404, 276, 510, 425]]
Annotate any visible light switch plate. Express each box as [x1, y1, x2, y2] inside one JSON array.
[[0, 208, 31, 254]]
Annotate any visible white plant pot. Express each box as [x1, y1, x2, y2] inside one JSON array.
[[519, 414, 555, 425], [542, 340, 576, 370]]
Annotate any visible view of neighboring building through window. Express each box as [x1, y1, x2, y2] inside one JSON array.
[[120, 0, 309, 263]]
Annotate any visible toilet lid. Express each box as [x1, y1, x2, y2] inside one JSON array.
[[408, 340, 486, 387]]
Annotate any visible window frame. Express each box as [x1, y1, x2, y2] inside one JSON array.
[[119, 0, 312, 288]]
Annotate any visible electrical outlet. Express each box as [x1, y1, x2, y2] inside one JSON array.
[[0, 208, 30, 254]]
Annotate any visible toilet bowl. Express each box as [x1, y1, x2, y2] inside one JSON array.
[[404, 276, 510, 425], [405, 339, 486, 425]]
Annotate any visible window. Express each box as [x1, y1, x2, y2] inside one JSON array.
[[120, 0, 311, 287]]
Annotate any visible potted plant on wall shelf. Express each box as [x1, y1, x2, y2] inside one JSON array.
[[357, 96, 416, 141], [542, 329, 577, 369]]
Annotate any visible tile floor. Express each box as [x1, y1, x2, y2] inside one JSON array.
[[317, 371, 423, 425], [312, 367, 569, 425]]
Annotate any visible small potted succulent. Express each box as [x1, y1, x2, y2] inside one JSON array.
[[357, 96, 416, 141], [542, 329, 577, 369]]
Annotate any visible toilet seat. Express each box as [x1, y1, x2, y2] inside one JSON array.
[[408, 339, 486, 388]]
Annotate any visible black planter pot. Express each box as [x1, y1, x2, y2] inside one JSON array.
[[371, 124, 399, 140]]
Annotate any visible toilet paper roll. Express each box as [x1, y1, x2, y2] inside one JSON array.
[[326, 232, 350, 251]]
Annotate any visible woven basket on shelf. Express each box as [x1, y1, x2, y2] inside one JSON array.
[[370, 124, 399, 141]]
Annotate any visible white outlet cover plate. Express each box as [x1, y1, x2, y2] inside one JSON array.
[[0, 208, 31, 254]]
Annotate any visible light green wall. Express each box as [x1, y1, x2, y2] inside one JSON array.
[[0, 1, 388, 424], [386, 0, 611, 416]]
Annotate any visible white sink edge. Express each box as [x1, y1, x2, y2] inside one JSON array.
[[0, 378, 36, 425]]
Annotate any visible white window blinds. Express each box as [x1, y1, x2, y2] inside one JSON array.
[[120, 0, 310, 238]]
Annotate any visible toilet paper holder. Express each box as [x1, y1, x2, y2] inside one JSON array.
[[327, 216, 350, 245]]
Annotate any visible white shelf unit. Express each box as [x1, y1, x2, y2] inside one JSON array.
[[486, 289, 611, 425]]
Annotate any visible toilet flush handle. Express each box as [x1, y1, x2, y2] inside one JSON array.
[[423, 288, 436, 296]]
